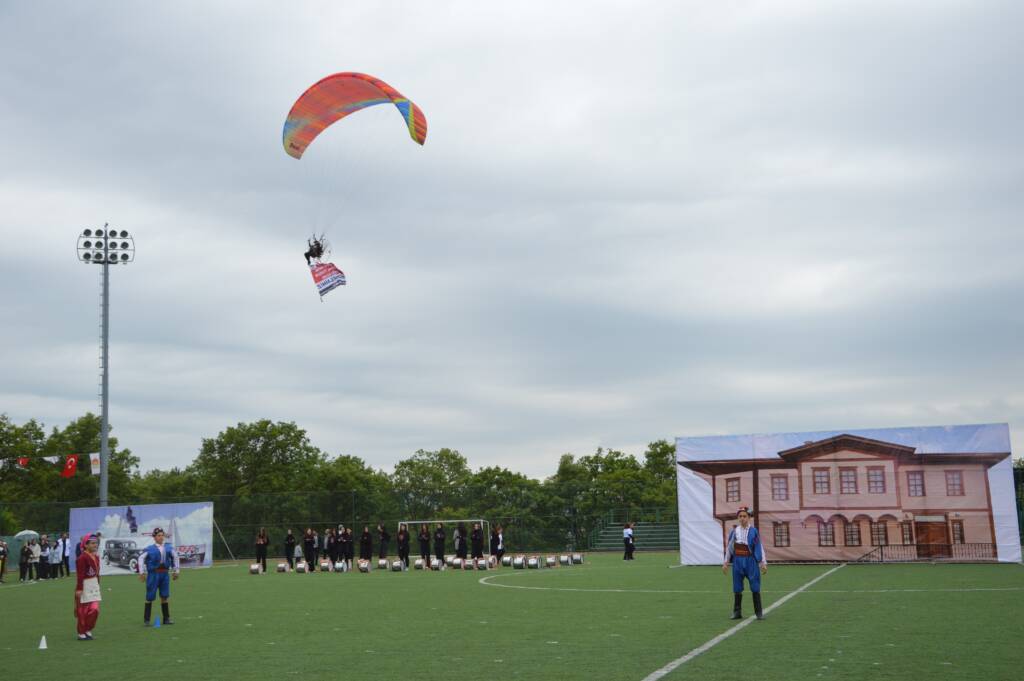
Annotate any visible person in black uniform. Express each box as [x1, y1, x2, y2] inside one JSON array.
[[455, 522, 468, 559], [418, 525, 431, 565], [284, 529, 297, 570], [396, 524, 410, 570], [490, 525, 505, 564], [470, 522, 484, 560], [359, 526, 373, 563], [302, 528, 316, 572], [325, 528, 337, 563], [433, 523, 446, 563], [377, 523, 391, 560], [255, 527, 269, 573], [339, 526, 353, 570]]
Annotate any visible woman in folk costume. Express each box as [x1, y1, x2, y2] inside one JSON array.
[[722, 507, 767, 620], [74, 534, 101, 640]]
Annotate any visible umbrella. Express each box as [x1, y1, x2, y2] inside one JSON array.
[[14, 529, 39, 540]]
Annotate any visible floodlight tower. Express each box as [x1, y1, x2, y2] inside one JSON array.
[[76, 224, 135, 506]]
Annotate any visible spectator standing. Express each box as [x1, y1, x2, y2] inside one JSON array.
[[38, 536, 50, 579], [0, 539, 8, 583], [623, 523, 635, 560], [48, 540, 62, 578], [61, 532, 72, 577], [29, 538, 41, 580], [19, 542, 32, 581]]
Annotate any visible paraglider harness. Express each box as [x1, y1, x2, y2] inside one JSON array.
[[304, 234, 327, 265]]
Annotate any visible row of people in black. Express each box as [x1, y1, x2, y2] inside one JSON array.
[[252, 523, 506, 572]]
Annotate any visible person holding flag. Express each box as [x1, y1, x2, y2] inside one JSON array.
[[138, 527, 179, 626], [722, 506, 768, 620]]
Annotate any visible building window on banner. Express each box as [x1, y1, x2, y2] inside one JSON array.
[[771, 475, 789, 501], [773, 522, 790, 547], [868, 467, 886, 494], [840, 468, 858, 494], [907, 471, 925, 497], [817, 521, 835, 547], [951, 520, 965, 544], [844, 521, 861, 546], [813, 468, 831, 495], [871, 522, 888, 546], [901, 522, 914, 545], [726, 477, 740, 503], [945, 470, 964, 496]]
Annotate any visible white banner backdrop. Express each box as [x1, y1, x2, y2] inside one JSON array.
[[676, 423, 1020, 565]]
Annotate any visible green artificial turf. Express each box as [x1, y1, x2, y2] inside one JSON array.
[[1, 554, 1021, 680]]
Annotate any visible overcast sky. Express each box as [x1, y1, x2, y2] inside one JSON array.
[[1, 1, 1021, 478]]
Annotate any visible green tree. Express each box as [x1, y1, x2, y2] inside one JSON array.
[[391, 448, 471, 518]]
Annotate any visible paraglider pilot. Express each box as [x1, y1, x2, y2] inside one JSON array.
[[304, 236, 325, 265]]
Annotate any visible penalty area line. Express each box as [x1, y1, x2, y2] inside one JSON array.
[[640, 563, 847, 681]]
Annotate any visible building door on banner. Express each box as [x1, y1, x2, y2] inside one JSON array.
[[915, 521, 950, 558]]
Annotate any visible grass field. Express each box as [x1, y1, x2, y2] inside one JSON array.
[[2, 553, 1022, 680]]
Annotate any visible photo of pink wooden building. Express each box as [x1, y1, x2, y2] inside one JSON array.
[[679, 433, 1011, 561]]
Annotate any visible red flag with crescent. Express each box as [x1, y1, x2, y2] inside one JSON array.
[[17, 456, 30, 469], [61, 454, 79, 478]]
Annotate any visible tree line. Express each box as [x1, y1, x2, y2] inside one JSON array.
[[0, 413, 678, 553]]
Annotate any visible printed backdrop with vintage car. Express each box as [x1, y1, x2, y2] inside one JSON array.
[[68, 501, 213, 575]]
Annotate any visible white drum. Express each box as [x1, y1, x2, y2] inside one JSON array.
[[320, 560, 332, 572], [571, 553, 584, 564], [463, 559, 475, 570], [358, 560, 370, 573], [546, 556, 557, 568], [559, 555, 571, 566], [296, 561, 308, 573], [249, 563, 261, 574], [276, 563, 288, 573], [527, 557, 540, 569], [377, 559, 389, 570], [391, 560, 403, 572], [334, 561, 346, 572], [414, 558, 425, 570], [501, 556, 513, 567], [513, 556, 526, 569], [429, 558, 442, 571], [476, 559, 488, 570], [445, 556, 455, 567], [453, 558, 463, 569]]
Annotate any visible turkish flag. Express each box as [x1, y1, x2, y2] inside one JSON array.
[[16, 457, 30, 469], [62, 454, 79, 478]]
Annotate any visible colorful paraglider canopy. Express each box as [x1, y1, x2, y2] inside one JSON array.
[[283, 72, 427, 159]]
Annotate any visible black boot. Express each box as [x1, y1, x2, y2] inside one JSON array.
[[162, 602, 173, 625], [753, 592, 764, 620], [731, 593, 742, 619], [143, 602, 152, 625]]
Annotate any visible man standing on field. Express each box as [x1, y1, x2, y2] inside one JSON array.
[[138, 527, 179, 626]]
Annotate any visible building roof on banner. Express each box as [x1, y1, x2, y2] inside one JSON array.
[[675, 422, 1012, 462]]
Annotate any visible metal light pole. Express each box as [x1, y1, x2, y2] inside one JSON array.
[[77, 224, 135, 506]]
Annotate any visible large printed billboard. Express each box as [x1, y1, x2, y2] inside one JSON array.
[[675, 423, 1020, 564], [69, 502, 214, 575]]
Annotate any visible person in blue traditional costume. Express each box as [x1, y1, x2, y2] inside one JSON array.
[[722, 507, 767, 620], [138, 527, 179, 625]]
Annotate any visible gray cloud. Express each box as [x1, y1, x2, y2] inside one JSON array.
[[1, 1, 1022, 477]]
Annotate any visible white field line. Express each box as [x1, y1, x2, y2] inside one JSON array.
[[640, 564, 846, 681], [477, 569, 1022, 594]]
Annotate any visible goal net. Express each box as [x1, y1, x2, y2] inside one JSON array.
[[398, 518, 492, 558]]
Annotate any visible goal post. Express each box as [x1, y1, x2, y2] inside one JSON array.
[[398, 518, 492, 557]]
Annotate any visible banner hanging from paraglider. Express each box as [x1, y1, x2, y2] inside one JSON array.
[[310, 262, 346, 299]]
